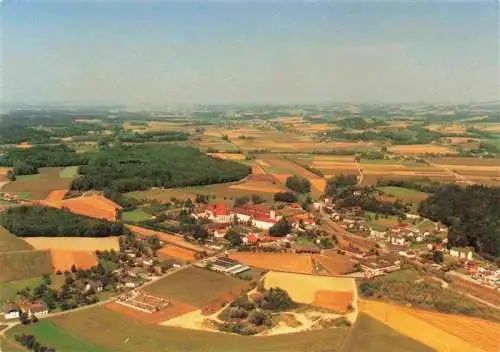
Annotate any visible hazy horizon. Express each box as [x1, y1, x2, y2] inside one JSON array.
[[2, 1, 498, 105]]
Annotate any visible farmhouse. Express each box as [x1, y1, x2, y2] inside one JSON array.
[[361, 256, 400, 278], [4, 301, 49, 320], [232, 204, 281, 230], [193, 203, 231, 223], [3, 303, 20, 320], [210, 257, 250, 275]]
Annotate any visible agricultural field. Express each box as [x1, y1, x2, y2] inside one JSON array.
[[126, 225, 206, 253], [208, 153, 246, 161], [122, 209, 153, 222], [59, 165, 80, 178], [158, 245, 197, 261], [389, 144, 457, 155], [263, 271, 356, 313], [229, 252, 314, 274], [256, 156, 326, 197], [0, 225, 33, 252], [428, 157, 500, 185], [0, 250, 53, 282], [126, 181, 279, 204], [0, 274, 64, 305], [38, 189, 68, 208], [2, 167, 77, 200], [145, 267, 249, 307], [340, 313, 434, 352], [376, 186, 429, 202], [289, 154, 358, 179], [359, 159, 455, 186], [312, 253, 357, 275], [22, 237, 120, 251], [6, 306, 351, 352], [49, 250, 98, 272], [360, 299, 493, 352]]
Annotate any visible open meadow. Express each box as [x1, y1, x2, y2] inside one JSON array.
[[376, 186, 429, 202], [2, 167, 76, 200], [0, 225, 33, 252]]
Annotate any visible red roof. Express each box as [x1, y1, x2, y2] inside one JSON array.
[[290, 203, 301, 209], [207, 203, 229, 216], [247, 234, 259, 244], [233, 204, 271, 218], [253, 213, 277, 224]]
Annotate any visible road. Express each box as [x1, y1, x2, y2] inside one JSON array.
[[354, 158, 363, 185]]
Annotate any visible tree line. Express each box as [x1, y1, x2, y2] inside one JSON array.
[[418, 185, 500, 259], [70, 145, 250, 193], [0, 206, 127, 237]]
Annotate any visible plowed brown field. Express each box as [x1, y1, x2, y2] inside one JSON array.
[[38, 189, 67, 208], [312, 254, 356, 275], [229, 252, 313, 274], [159, 245, 197, 261], [50, 250, 98, 272], [312, 291, 353, 313]]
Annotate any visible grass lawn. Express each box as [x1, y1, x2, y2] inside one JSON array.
[[386, 269, 421, 283], [122, 209, 152, 222], [59, 166, 80, 178], [295, 236, 317, 246], [0, 226, 33, 252], [6, 320, 109, 352], [415, 218, 436, 232], [340, 313, 434, 352], [145, 267, 249, 307], [0, 250, 53, 282]]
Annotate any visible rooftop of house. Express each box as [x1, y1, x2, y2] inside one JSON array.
[[361, 257, 397, 270], [207, 202, 230, 216]]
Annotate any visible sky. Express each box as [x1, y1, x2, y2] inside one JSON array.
[[1, 1, 498, 105]]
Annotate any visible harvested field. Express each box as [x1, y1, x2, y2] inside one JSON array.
[[360, 299, 489, 352], [38, 189, 67, 208], [340, 313, 434, 352], [126, 225, 206, 253], [447, 273, 500, 306], [389, 144, 456, 155], [105, 299, 196, 324], [264, 271, 355, 310], [208, 153, 246, 161], [229, 252, 313, 274], [50, 250, 98, 272], [146, 267, 249, 307], [60, 195, 123, 222], [0, 225, 33, 252], [0, 250, 53, 282], [2, 167, 76, 200], [312, 253, 356, 275], [22, 237, 119, 251], [313, 291, 354, 313], [229, 180, 284, 193], [158, 245, 197, 261], [405, 307, 500, 352]]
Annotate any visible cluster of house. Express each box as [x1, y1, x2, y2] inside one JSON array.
[[463, 263, 500, 288], [4, 301, 48, 320], [198, 256, 251, 276], [0, 192, 18, 202], [370, 223, 434, 249], [360, 255, 401, 278]]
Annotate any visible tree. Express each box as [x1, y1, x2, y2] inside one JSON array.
[[432, 250, 444, 264], [7, 170, 16, 181], [259, 288, 295, 311], [42, 274, 52, 286], [226, 228, 242, 247], [268, 218, 291, 237], [146, 235, 161, 252], [324, 174, 357, 197], [273, 191, 297, 203], [234, 196, 250, 207], [251, 194, 264, 204], [286, 175, 311, 194]]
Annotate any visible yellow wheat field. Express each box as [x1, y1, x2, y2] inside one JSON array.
[[360, 299, 493, 352], [23, 237, 120, 251], [264, 271, 355, 303]]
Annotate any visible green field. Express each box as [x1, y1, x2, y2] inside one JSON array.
[[0, 226, 33, 252], [6, 320, 108, 352], [2, 167, 75, 200], [377, 186, 428, 202], [0, 250, 53, 282], [146, 267, 248, 307], [122, 209, 152, 222], [385, 269, 422, 283], [0, 274, 64, 305], [339, 313, 434, 352], [59, 166, 80, 178]]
